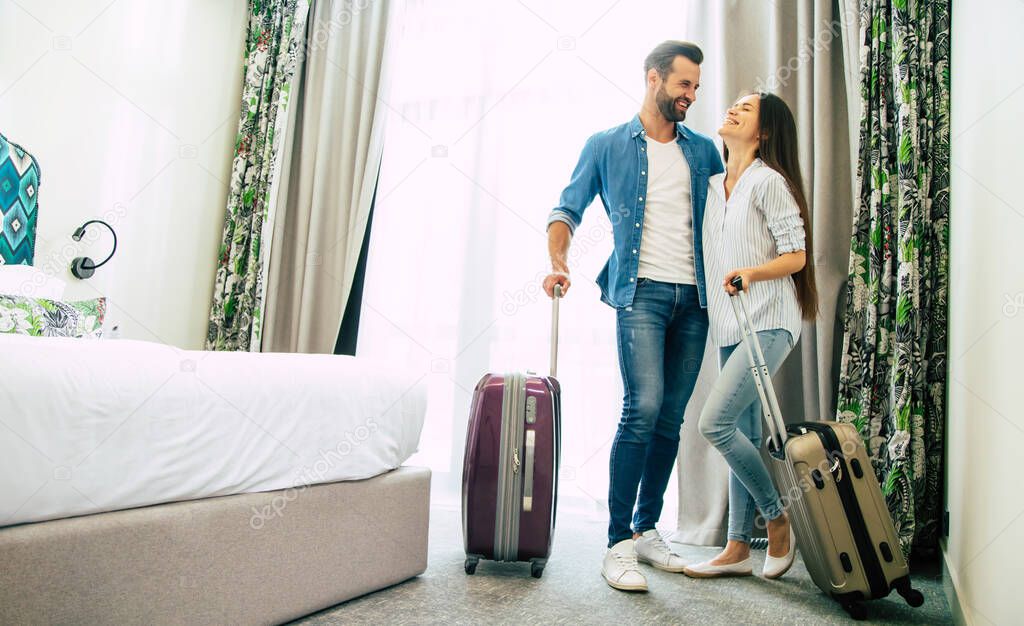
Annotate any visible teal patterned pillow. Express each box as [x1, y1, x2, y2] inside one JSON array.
[[0, 295, 106, 338], [0, 132, 41, 265]]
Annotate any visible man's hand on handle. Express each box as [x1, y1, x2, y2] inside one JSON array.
[[545, 221, 573, 298], [543, 271, 571, 298]]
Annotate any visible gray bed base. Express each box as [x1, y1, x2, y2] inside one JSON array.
[[0, 466, 431, 625]]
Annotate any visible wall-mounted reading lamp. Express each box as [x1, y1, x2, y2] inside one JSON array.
[[70, 220, 117, 280]]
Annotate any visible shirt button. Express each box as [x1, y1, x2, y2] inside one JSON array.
[[641, 171, 646, 175], [635, 222, 640, 227], [629, 277, 635, 282], [638, 196, 643, 202], [641, 147, 645, 152], [632, 249, 637, 254]]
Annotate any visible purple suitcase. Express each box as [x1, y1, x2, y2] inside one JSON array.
[[461, 285, 562, 578]]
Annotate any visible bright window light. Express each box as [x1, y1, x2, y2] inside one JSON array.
[[360, 0, 693, 521]]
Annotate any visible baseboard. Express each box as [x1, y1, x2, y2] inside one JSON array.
[[941, 538, 973, 626]]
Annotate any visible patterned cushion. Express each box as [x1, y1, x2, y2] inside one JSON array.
[[0, 295, 106, 339], [0, 132, 41, 265]]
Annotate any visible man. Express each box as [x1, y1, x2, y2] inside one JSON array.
[[543, 41, 724, 592]]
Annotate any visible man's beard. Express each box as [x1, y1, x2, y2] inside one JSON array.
[[656, 84, 689, 122]]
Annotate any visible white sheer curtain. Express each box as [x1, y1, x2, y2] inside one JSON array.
[[359, 0, 699, 518]]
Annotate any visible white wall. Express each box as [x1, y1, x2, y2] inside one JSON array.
[[0, 0, 247, 348], [946, 1, 1024, 624]]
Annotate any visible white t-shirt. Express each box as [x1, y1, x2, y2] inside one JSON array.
[[637, 137, 696, 284]]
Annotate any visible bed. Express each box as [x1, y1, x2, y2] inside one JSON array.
[[0, 333, 431, 624]]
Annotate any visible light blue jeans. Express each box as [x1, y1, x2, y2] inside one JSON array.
[[698, 328, 793, 543]]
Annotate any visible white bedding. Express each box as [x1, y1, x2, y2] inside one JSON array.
[[0, 334, 427, 526]]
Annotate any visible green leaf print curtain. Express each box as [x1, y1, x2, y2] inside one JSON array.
[[207, 0, 310, 351], [836, 0, 950, 556]]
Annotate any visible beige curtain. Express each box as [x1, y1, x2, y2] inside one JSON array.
[[262, 0, 393, 353], [671, 0, 859, 546]]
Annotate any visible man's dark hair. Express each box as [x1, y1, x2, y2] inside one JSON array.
[[644, 41, 703, 78]]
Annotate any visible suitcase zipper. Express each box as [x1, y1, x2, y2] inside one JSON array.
[[509, 374, 526, 558], [804, 423, 889, 599], [495, 375, 513, 560], [495, 373, 526, 561]]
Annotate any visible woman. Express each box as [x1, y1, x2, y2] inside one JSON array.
[[683, 92, 818, 579]]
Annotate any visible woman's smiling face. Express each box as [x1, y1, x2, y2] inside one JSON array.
[[718, 93, 761, 142]]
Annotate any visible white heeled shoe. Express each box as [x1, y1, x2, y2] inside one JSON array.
[[763, 527, 796, 579], [682, 556, 753, 578]]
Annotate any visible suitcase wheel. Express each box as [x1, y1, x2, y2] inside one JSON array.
[[897, 586, 925, 607], [530, 560, 545, 578], [464, 556, 479, 575], [841, 601, 867, 621]]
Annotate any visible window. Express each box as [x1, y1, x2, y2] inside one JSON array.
[[360, 0, 693, 519]]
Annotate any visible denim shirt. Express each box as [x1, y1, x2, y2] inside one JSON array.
[[547, 114, 725, 309]]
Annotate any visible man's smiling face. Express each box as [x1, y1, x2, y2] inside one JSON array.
[[653, 55, 700, 122]]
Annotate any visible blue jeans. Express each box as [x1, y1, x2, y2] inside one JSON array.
[[607, 279, 708, 547], [698, 329, 794, 543]]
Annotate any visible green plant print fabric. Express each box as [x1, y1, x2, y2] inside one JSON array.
[[207, 0, 309, 351], [836, 0, 950, 558], [0, 295, 106, 338]]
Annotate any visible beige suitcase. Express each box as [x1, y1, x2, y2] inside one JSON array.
[[730, 280, 924, 620]]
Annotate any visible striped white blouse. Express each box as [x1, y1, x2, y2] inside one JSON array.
[[703, 159, 806, 348]]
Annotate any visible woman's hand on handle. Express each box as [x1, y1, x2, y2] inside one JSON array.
[[723, 251, 806, 295], [723, 269, 753, 295], [543, 271, 571, 298]]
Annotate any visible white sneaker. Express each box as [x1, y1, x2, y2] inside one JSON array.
[[635, 529, 688, 573], [602, 539, 648, 592]]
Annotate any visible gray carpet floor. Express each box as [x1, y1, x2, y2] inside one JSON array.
[[292, 507, 951, 625]]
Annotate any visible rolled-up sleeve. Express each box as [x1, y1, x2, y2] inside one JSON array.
[[547, 135, 600, 235], [758, 173, 806, 254]]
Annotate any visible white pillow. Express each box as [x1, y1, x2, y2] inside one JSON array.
[[0, 265, 67, 300]]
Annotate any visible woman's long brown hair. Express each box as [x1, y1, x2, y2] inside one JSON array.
[[724, 92, 819, 320]]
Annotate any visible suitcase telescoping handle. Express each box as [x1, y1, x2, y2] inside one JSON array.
[[550, 284, 562, 378], [728, 276, 788, 453]]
